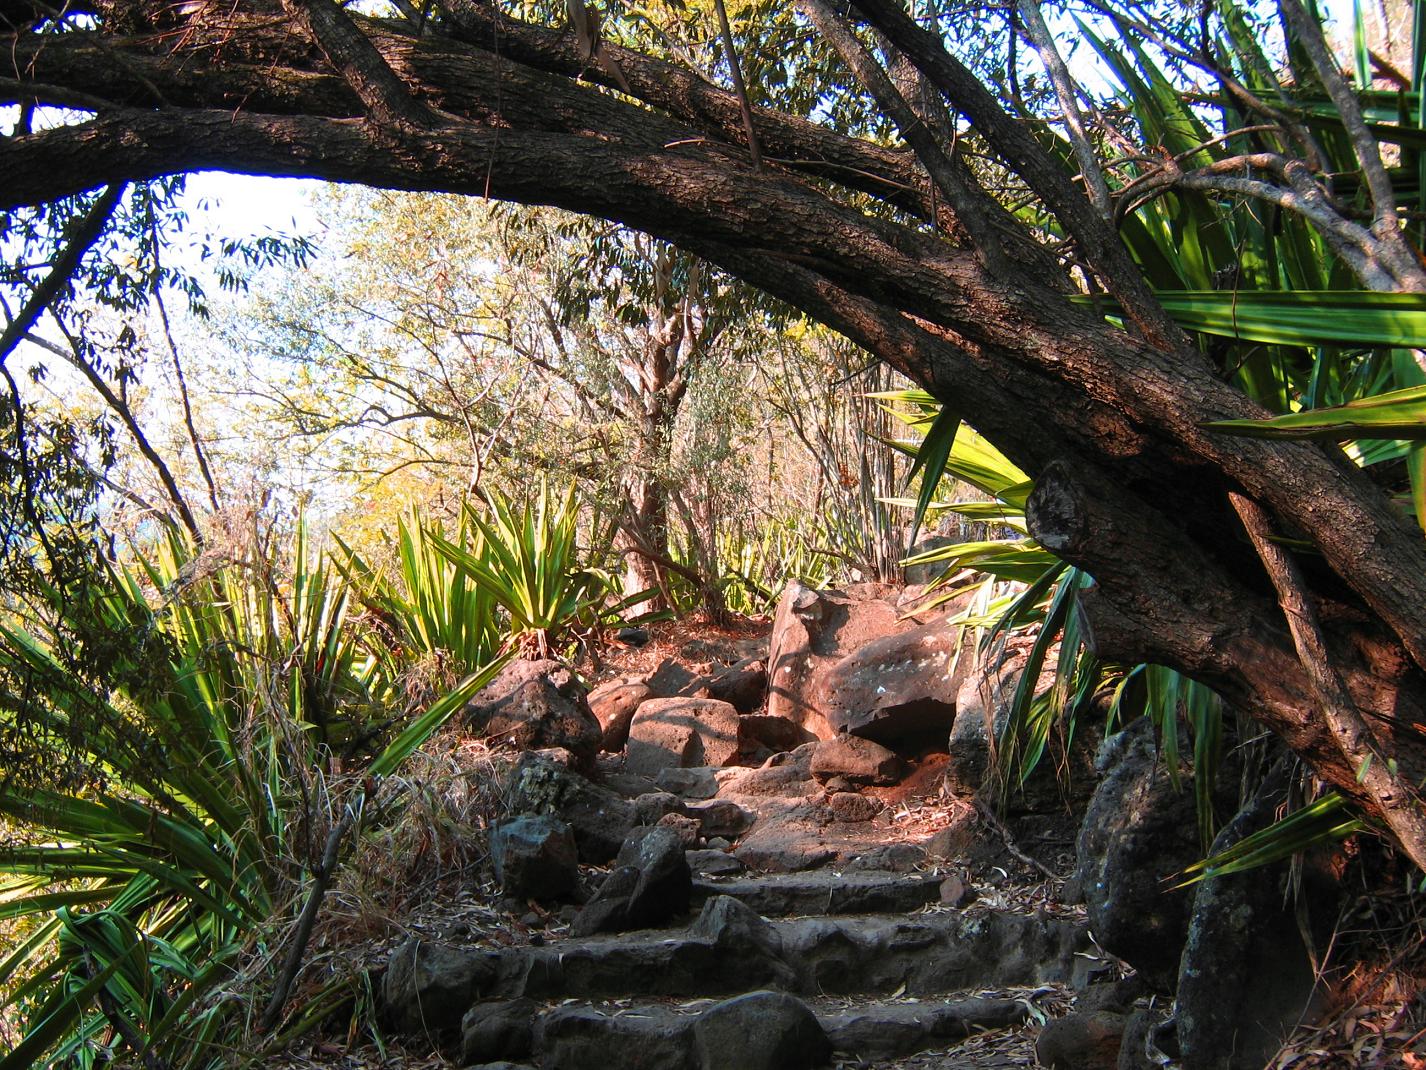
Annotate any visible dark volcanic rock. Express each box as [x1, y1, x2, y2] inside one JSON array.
[[489, 814, 579, 901], [616, 825, 693, 927], [820, 620, 964, 741], [466, 659, 602, 767], [509, 753, 636, 864], [535, 1004, 693, 1070], [738, 713, 817, 753], [588, 677, 653, 752], [461, 999, 539, 1064], [1176, 763, 1327, 1070], [646, 658, 711, 699], [571, 865, 640, 936], [655, 811, 702, 846], [654, 766, 720, 799], [382, 937, 495, 1035], [706, 656, 768, 713], [1035, 1010, 1127, 1070], [691, 991, 830, 1070], [632, 791, 690, 826], [686, 848, 746, 876], [685, 798, 754, 839], [765, 582, 912, 740], [1070, 720, 1202, 991], [828, 791, 880, 823], [822, 996, 1026, 1058]]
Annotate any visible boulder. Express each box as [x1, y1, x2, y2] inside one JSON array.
[[654, 766, 720, 799], [686, 849, 745, 876], [575, 825, 694, 934], [382, 937, 495, 1035], [509, 752, 636, 863], [845, 842, 924, 871], [685, 799, 754, 839], [1069, 719, 1201, 991], [617, 825, 693, 927], [924, 810, 979, 860], [646, 658, 711, 698], [706, 657, 768, 713], [809, 735, 905, 786], [691, 895, 787, 966], [625, 698, 742, 777], [615, 625, 651, 647], [489, 815, 579, 901], [730, 799, 838, 872], [682, 634, 769, 664], [717, 743, 820, 798], [1176, 763, 1328, 1070], [536, 1005, 692, 1070], [946, 639, 1064, 795], [461, 999, 539, 1064], [765, 582, 912, 739], [655, 811, 702, 846], [691, 991, 830, 1070], [820, 620, 965, 741], [738, 713, 816, 753], [466, 659, 602, 767], [632, 791, 689, 826], [570, 865, 640, 936], [587, 677, 653, 752]]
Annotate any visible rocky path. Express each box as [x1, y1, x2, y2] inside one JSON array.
[[376, 738, 1109, 1070]]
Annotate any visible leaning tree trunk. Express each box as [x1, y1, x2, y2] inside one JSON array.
[[4, 0, 1426, 863]]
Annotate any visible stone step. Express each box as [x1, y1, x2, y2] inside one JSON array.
[[818, 993, 1030, 1059], [688, 869, 944, 917], [382, 896, 1090, 1040], [458, 991, 1035, 1068]]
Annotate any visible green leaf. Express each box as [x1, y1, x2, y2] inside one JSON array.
[[1203, 384, 1426, 440], [1075, 291, 1426, 349], [902, 403, 959, 541]]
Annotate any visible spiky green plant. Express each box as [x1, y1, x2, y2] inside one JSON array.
[[428, 480, 616, 654], [335, 507, 503, 693], [0, 527, 505, 1069]]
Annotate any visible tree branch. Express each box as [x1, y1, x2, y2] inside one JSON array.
[[1228, 491, 1426, 871]]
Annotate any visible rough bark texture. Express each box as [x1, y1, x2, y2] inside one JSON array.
[[4, 0, 1426, 851]]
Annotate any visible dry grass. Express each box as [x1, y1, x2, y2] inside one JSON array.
[[1268, 879, 1426, 1069]]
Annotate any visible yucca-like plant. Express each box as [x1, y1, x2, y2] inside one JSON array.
[[428, 480, 616, 655], [0, 526, 505, 1069], [335, 507, 503, 696]]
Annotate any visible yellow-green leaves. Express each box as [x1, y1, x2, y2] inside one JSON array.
[[1203, 383, 1426, 440]]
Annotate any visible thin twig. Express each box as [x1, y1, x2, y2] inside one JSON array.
[[259, 795, 363, 1033], [0, 184, 123, 368], [973, 797, 1058, 880], [711, 0, 762, 171]]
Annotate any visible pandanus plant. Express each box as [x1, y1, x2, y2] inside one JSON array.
[[0, 526, 505, 1068]]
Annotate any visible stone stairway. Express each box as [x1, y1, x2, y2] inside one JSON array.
[[374, 705, 1100, 1070], [381, 867, 1091, 1068]]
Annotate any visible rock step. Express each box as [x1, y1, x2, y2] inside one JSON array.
[[688, 870, 943, 917], [819, 993, 1030, 1058], [462, 992, 1032, 1068], [383, 897, 1090, 1039]]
